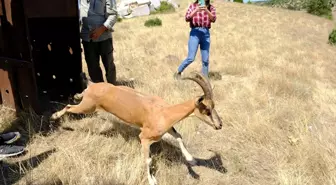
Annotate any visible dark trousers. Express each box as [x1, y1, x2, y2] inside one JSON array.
[[82, 38, 116, 85]]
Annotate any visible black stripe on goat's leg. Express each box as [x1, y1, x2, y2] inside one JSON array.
[[167, 128, 197, 166]]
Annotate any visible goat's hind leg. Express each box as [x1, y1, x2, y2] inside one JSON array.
[[50, 97, 96, 121], [140, 138, 158, 185], [74, 93, 83, 101], [165, 127, 197, 166]]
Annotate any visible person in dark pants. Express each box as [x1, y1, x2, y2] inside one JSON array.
[[79, 0, 118, 85]]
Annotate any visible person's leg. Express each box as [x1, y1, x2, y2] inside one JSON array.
[[199, 29, 211, 78], [82, 41, 104, 83], [175, 29, 200, 78], [99, 38, 116, 85]]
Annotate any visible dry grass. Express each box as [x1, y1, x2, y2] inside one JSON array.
[[1, 1, 336, 185]]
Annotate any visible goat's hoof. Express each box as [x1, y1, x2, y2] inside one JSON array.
[[74, 94, 82, 100], [149, 175, 157, 185], [50, 113, 58, 121]]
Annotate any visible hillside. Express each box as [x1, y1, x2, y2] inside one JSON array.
[[1, 1, 336, 185]]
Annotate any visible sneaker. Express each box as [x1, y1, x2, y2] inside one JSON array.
[[0, 145, 25, 158], [0, 132, 21, 144], [173, 72, 182, 80]]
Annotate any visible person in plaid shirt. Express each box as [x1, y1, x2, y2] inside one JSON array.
[[174, 0, 216, 79]]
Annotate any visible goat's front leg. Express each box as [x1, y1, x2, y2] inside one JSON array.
[[50, 105, 71, 120], [141, 138, 157, 185], [166, 127, 197, 166], [50, 98, 96, 121]]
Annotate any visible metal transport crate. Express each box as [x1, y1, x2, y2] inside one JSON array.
[[0, 0, 83, 115]]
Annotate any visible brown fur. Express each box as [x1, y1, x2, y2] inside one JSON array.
[[50, 71, 222, 185]]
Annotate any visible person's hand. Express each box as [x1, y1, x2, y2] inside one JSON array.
[[189, 4, 205, 18], [198, 6, 207, 11], [90, 25, 108, 40], [192, 5, 202, 15], [191, 5, 199, 15]]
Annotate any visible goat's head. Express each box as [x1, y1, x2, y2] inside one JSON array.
[[182, 72, 223, 130]]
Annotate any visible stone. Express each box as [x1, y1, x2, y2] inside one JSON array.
[[130, 4, 150, 17], [167, 0, 179, 8], [118, 6, 131, 17], [149, 4, 156, 11], [164, 55, 179, 62], [150, 0, 161, 9], [209, 71, 222, 81], [116, 0, 179, 19], [136, 0, 151, 5]]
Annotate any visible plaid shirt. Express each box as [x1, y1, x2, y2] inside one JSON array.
[[185, 3, 216, 29]]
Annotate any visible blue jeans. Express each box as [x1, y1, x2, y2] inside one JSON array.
[[177, 27, 210, 77]]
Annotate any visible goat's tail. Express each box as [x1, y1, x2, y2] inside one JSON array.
[[80, 72, 93, 89]]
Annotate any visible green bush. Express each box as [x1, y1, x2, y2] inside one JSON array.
[[266, 0, 309, 10], [306, 0, 332, 19], [265, 0, 333, 19], [144, 17, 162, 27], [233, 0, 244, 3], [152, 1, 175, 14], [328, 29, 336, 45], [330, 0, 336, 7]]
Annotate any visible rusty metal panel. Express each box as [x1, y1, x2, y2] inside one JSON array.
[[0, 67, 16, 110], [23, 0, 77, 18], [28, 17, 83, 103], [1, 0, 30, 60], [0, 57, 32, 68], [0, 32, 3, 56], [0, 20, 3, 56], [3, 0, 12, 25], [0, 0, 82, 115], [0, 0, 3, 16], [16, 67, 41, 113], [0, 58, 40, 113]]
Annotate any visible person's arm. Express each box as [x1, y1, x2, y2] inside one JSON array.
[[103, 0, 118, 31], [91, 0, 118, 39], [78, 0, 82, 25], [205, 5, 216, 22], [185, 4, 199, 22]]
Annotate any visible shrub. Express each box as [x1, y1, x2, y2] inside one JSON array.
[[152, 1, 175, 14], [265, 0, 333, 19], [233, 0, 244, 3], [266, 0, 310, 10], [306, 0, 332, 19], [144, 17, 162, 27], [323, 0, 336, 8], [328, 28, 336, 45]]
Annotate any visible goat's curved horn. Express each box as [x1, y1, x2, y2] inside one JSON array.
[[192, 72, 213, 98], [182, 72, 212, 99]]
